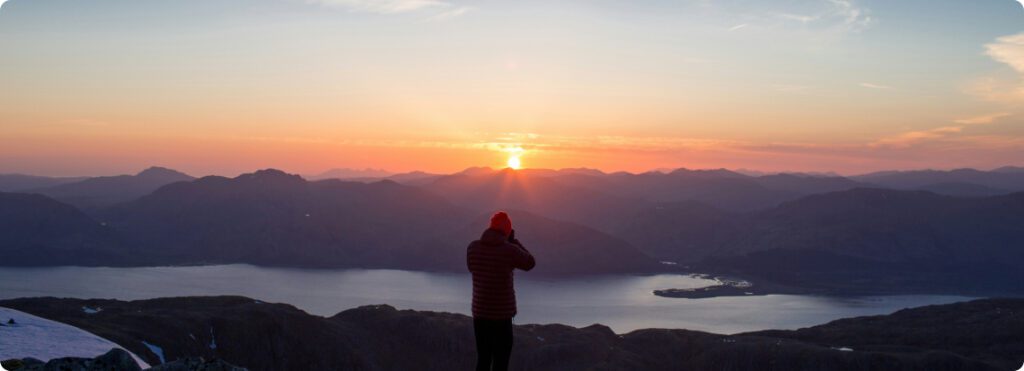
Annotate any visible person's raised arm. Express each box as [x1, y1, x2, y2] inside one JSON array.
[[508, 234, 535, 271]]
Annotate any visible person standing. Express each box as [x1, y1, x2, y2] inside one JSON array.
[[466, 211, 536, 371]]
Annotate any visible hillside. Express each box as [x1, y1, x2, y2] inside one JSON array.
[[99, 169, 471, 268], [0, 192, 128, 266], [1, 296, 1021, 371], [622, 188, 1024, 294], [30, 167, 194, 210]]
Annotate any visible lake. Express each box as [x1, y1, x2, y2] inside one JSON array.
[[0, 265, 974, 334]]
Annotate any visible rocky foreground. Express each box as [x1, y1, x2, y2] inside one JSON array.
[[1, 296, 1022, 371]]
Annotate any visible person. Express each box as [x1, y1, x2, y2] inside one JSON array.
[[466, 211, 536, 371]]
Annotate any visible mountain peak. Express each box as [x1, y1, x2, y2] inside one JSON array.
[[136, 166, 192, 180], [238, 169, 306, 184]]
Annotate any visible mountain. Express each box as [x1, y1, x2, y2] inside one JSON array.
[[0, 168, 662, 274], [853, 168, 1024, 194], [0, 192, 127, 266], [306, 168, 393, 180], [613, 201, 742, 262], [99, 169, 470, 268], [911, 182, 1009, 197], [641, 188, 1024, 294], [992, 166, 1024, 173], [0, 174, 87, 192], [29, 167, 194, 210], [422, 168, 648, 232], [549, 169, 864, 212], [410, 210, 660, 275], [2, 296, 1021, 371]]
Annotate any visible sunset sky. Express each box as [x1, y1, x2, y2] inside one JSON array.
[[1, 0, 1023, 176]]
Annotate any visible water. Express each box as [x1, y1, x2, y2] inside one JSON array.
[[0, 265, 974, 334]]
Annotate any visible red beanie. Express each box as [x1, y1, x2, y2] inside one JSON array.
[[489, 211, 512, 236]]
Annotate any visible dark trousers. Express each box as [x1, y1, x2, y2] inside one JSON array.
[[473, 318, 513, 371]]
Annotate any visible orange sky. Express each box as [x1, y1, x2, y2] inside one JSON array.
[[1, 0, 1023, 176]]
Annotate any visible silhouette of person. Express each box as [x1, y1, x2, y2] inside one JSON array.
[[466, 211, 536, 371]]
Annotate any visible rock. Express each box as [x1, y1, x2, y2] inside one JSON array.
[[3, 296, 1023, 371], [1, 359, 25, 370], [9, 349, 141, 371], [1, 350, 245, 371], [146, 358, 248, 371]]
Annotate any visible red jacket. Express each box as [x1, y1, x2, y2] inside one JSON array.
[[466, 228, 536, 320]]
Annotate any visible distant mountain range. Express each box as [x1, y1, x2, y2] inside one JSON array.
[[2, 296, 1021, 371], [2, 165, 1024, 294], [13, 167, 194, 210]]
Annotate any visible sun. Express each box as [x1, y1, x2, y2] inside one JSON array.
[[507, 155, 522, 170]]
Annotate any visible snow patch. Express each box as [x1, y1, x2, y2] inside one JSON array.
[[209, 327, 217, 350], [0, 307, 149, 368], [81, 306, 102, 314], [831, 346, 854, 352], [142, 341, 166, 364]]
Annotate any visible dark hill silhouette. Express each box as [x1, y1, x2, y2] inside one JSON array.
[[0, 192, 127, 266], [614, 200, 740, 262], [993, 166, 1024, 173], [2, 296, 1020, 371], [549, 169, 867, 212], [912, 182, 1009, 197], [624, 188, 1024, 294], [4, 167, 1024, 293], [95, 169, 658, 274], [0, 174, 87, 192], [422, 168, 647, 232], [29, 167, 194, 210], [854, 168, 1024, 193], [410, 210, 660, 275], [100, 169, 470, 268]]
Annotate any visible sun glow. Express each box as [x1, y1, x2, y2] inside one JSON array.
[[507, 155, 522, 170]]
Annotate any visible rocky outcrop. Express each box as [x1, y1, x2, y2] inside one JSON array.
[[0, 348, 245, 371], [2, 296, 1021, 371]]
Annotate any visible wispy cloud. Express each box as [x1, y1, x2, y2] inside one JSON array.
[[426, 5, 471, 21], [306, 0, 448, 14], [873, 112, 1012, 148], [871, 126, 962, 148], [859, 82, 893, 90], [773, 0, 873, 33], [728, 24, 749, 32], [954, 112, 1011, 125]]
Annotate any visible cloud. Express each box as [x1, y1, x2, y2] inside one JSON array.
[[871, 126, 962, 148], [728, 24, 748, 31], [859, 82, 893, 90], [873, 112, 1013, 148], [306, 0, 448, 14], [773, 0, 873, 33], [954, 112, 1011, 125], [978, 32, 1024, 102], [426, 5, 471, 21], [987, 33, 1024, 73]]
